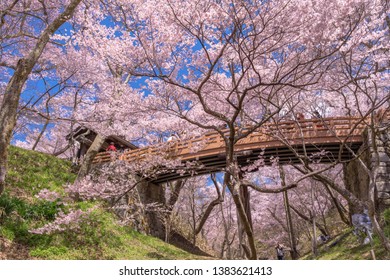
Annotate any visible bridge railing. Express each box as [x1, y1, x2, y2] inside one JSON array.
[[92, 115, 385, 164]]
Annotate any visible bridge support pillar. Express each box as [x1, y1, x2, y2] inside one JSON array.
[[371, 125, 390, 211], [344, 125, 390, 214], [93, 167, 166, 240], [136, 180, 166, 239]]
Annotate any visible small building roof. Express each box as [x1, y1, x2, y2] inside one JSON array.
[[66, 126, 138, 150]]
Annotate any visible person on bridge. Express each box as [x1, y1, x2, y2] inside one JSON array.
[[313, 110, 322, 118], [167, 133, 179, 142], [106, 142, 117, 152], [296, 112, 305, 121], [313, 110, 323, 128], [118, 144, 126, 153]]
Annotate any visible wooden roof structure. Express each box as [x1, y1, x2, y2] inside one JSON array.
[[67, 126, 138, 151]]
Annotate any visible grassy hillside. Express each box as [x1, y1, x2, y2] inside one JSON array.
[[299, 208, 390, 260], [301, 226, 390, 260], [0, 146, 208, 260]]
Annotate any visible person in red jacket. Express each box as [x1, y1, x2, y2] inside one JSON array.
[[106, 142, 117, 152]]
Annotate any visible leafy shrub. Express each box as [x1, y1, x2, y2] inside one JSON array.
[[2, 218, 30, 242], [16, 200, 62, 221], [0, 194, 18, 217]]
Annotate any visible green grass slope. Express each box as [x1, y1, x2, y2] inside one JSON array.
[[301, 211, 390, 260], [0, 146, 208, 260]]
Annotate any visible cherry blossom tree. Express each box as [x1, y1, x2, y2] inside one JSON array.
[[55, 0, 388, 258], [0, 0, 85, 195], [108, 0, 390, 258], [3, 0, 390, 258]]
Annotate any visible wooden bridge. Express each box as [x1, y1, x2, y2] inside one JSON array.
[[93, 115, 388, 183]]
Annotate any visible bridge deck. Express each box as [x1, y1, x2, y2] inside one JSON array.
[[91, 116, 379, 182]]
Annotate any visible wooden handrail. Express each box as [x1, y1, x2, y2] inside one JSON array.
[[93, 114, 389, 165]]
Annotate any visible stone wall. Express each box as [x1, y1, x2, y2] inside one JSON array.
[[344, 125, 390, 214], [372, 125, 390, 211], [113, 177, 166, 239], [343, 148, 370, 214], [136, 180, 166, 239], [91, 163, 167, 239]]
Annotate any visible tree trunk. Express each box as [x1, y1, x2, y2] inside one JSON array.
[[240, 184, 253, 229], [190, 191, 197, 246], [77, 134, 106, 180], [323, 183, 350, 226], [0, 0, 82, 196], [237, 184, 253, 258], [283, 191, 299, 259], [52, 144, 71, 156], [166, 180, 185, 210], [279, 166, 299, 259], [268, 208, 289, 232], [220, 202, 233, 259], [311, 186, 318, 257], [229, 181, 257, 259], [32, 119, 50, 150], [225, 143, 257, 259], [312, 173, 366, 211], [219, 239, 226, 259], [164, 180, 185, 242], [290, 204, 329, 236], [311, 210, 318, 256], [0, 59, 36, 196], [195, 198, 221, 235]]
